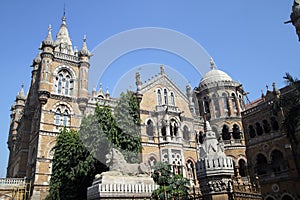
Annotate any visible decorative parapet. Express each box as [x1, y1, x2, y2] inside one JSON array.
[[0, 178, 26, 186], [54, 51, 79, 62], [197, 156, 234, 178]]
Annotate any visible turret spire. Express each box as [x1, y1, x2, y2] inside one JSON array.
[[42, 24, 54, 47], [79, 35, 91, 57], [17, 83, 25, 100], [54, 12, 73, 54]]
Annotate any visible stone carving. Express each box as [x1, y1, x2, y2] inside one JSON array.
[[105, 148, 149, 176]]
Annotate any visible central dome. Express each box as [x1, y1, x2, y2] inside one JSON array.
[[200, 58, 232, 86]]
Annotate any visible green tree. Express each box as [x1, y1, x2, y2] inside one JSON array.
[[46, 128, 105, 200], [114, 91, 142, 163], [273, 73, 300, 143], [151, 162, 190, 200]]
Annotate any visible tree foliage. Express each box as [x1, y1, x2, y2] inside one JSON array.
[[273, 73, 300, 143], [114, 91, 142, 163], [46, 91, 143, 199], [151, 162, 190, 200], [46, 128, 106, 200]]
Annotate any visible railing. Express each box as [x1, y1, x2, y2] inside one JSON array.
[[54, 51, 79, 62], [0, 177, 26, 186]]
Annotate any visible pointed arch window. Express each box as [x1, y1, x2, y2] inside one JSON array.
[[157, 89, 162, 105], [54, 105, 71, 127], [55, 69, 73, 96], [164, 89, 168, 105], [231, 93, 238, 115], [222, 93, 229, 116], [238, 159, 247, 177], [146, 119, 154, 139], [222, 124, 230, 140], [63, 110, 69, 126], [57, 74, 63, 94], [170, 92, 175, 105], [255, 154, 268, 175], [65, 75, 70, 95], [232, 124, 241, 139], [55, 109, 61, 125], [183, 125, 190, 142], [212, 94, 220, 118]]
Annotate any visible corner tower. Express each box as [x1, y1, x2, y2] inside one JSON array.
[[6, 15, 91, 199], [194, 58, 248, 179]]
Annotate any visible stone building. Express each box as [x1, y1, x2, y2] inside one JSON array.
[[6, 15, 263, 199], [194, 59, 249, 179], [242, 83, 300, 200]]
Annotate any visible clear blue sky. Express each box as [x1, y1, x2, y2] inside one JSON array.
[[0, 1, 299, 177]]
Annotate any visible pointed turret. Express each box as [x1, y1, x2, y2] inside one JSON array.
[[196, 121, 234, 197], [79, 35, 91, 58], [42, 25, 54, 48], [54, 14, 73, 54], [17, 83, 26, 100]]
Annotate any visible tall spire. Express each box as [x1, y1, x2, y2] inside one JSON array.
[[54, 10, 73, 54]]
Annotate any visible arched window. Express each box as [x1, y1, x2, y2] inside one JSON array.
[[161, 126, 167, 141], [248, 125, 256, 138], [186, 160, 196, 185], [146, 120, 154, 139], [255, 154, 268, 175], [55, 109, 61, 125], [54, 105, 71, 127], [212, 94, 220, 118], [232, 124, 241, 139], [271, 117, 279, 131], [255, 122, 263, 136], [157, 89, 162, 105], [271, 150, 287, 174], [204, 98, 210, 114], [231, 93, 238, 115], [170, 92, 175, 105], [63, 110, 69, 126], [170, 119, 178, 138], [65, 75, 70, 95], [57, 74, 63, 94], [164, 89, 168, 105], [183, 125, 189, 142], [263, 120, 271, 133], [222, 93, 229, 116], [55, 69, 73, 96], [238, 159, 247, 177], [148, 156, 157, 168], [222, 125, 230, 140], [198, 131, 204, 144]]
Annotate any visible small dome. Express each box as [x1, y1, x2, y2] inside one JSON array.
[[200, 68, 232, 85]]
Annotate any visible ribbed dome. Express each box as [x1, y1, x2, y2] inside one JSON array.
[[200, 58, 232, 86], [200, 69, 232, 84]]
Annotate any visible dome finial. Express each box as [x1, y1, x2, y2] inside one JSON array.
[[210, 57, 216, 70]]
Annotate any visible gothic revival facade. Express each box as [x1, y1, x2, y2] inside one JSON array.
[[242, 83, 300, 200], [6, 16, 263, 199]]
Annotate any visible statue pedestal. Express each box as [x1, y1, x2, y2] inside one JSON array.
[[87, 171, 158, 200]]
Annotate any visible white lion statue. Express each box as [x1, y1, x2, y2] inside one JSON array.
[[105, 148, 149, 176]]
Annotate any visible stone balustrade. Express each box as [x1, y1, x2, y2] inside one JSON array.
[[0, 178, 26, 186]]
